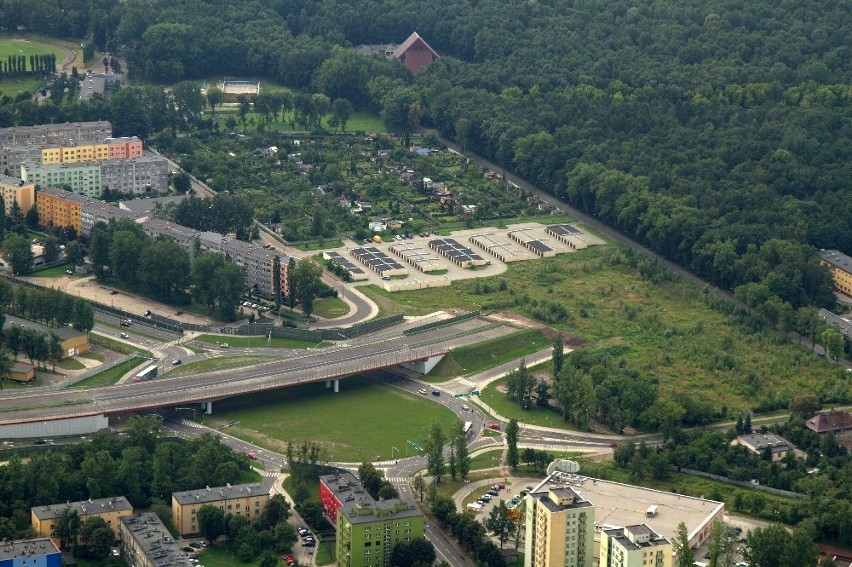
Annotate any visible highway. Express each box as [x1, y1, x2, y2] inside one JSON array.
[[0, 317, 512, 424]]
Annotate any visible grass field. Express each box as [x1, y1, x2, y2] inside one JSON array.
[[312, 296, 350, 319], [79, 352, 105, 362], [216, 104, 386, 133], [55, 357, 85, 370], [167, 355, 272, 377], [29, 263, 74, 278], [0, 37, 69, 97], [358, 244, 845, 413], [68, 359, 142, 389], [470, 449, 504, 470], [426, 329, 550, 380], [194, 334, 326, 349], [294, 239, 345, 251], [197, 545, 284, 567], [198, 375, 459, 462]]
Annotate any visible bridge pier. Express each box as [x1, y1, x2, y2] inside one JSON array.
[[204, 401, 213, 415], [326, 380, 331, 388], [334, 379, 339, 393]]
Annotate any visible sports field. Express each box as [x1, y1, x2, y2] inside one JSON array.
[[0, 36, 70, 97], [198, 375, 459, 462]]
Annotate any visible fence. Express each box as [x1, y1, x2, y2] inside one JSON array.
[[59, 354, 143, 389], [404, 311, 481, 336]]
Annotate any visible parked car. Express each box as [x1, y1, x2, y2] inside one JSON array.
[[189, 542, 202, 549], [65, 269, 74, 275], [488, 423, 501, 430], [303, 541, 316, 548], [172, 359, 182, 366], [247, 452, 257, 460], [284, 555, 295, 565], [109, 289, 119, 295]]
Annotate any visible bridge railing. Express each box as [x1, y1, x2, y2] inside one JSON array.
[[403, 311, 480, 336]]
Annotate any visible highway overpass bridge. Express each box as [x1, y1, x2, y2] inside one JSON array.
[[0, 316, 512, 438]]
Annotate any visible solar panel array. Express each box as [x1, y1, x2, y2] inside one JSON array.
[[350, 247, 406, 275], [429, 238, 487, 267]]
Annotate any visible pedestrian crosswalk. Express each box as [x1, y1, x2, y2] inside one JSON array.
[[263, 470, 279, 478], [387, 477, 409, 484], [457, 378, 477, 387], [180, 419, 205, 429]]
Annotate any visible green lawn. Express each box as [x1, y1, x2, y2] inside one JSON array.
[[68, 359, 143, 389], [481, 373, 580, 429], [216, 105, 386, 133], [0, 37, 67, 97], [194, 334, 326, 349], [294, 239, 345, 251], [315, 539, 336, 566], [167, 355, 272, 377], [358, 244, 845, 413], [79, 352, 105, 362], [312, 296, 350, 319], [198, 375, 460, 462], [89, 333, 152, 356], [55, 357, 85, 370], [470, 449, 504, 470], [29, 263, 75, 277], [197, 545, 283, 567], [426, 329, 550, 380]]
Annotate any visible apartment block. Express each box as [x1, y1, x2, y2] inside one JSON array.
[[0, 175, 35, 214], [106, 137, 144, 160], [80, 199, 139, 235], [31, 496, 133, 539], [0, 145, 41, 173], [36, 186, 87, 234], [0, 538, 61, 567], [171, 480, 273, 537], [21, 162, 102, 197], [524, 482, 595, 567], [0, 121, 112, 147], [320, 472, 424, 567], [101, 156, 168, 195], [820, 249, 852, 298], [120, 512, 191, 567], [42, 143, 110, 165], [600, 524, 672, 567]]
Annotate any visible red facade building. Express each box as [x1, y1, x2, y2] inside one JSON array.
[[319, 471, 366, 524], [392, 32, 439, 75]]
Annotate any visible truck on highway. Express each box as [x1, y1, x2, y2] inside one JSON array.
[[133, 365, 158, 382]]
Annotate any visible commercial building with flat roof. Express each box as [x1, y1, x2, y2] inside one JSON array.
[[524, 482, 595, 567], [171, 479, 273, 536], [600, 524, 672, 567], [0, 174, 34, 214], [31, 496, 133, 539], [120, 512, 191, 567], [0, 538, 61, 567], [0, 121, 112, 147], [319, 472, 424, 567]]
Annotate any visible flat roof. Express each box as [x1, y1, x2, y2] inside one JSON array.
[[530, 473, 723, 545], [32, 496, 132, 520], [120, 195, 187, 215], [429, 238, 484, 263], [0, 538, 60, 561], [526, 239, 553, 254], [321, 471, 422, 524], [0, 174, 31, 186], [820, 249, 852, 274], [737, 433, 791, 453], [547, 224, 583, 237], [121, 512, 191, 566], [172, 478, 274, 506], [351, 247, 405, 272], [326, 251, 365, 274]]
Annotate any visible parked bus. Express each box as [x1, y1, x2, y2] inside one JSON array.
[[133, 365, 158, 382], [463, 421, 473, 434]]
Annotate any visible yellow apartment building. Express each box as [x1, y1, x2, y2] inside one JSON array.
[[0, 174, 35, 214], [600, 524, 672, 567], [820, 249, 852, 297], [36, 186, 88, 235], [31, 496, 133, 540], [171, 480, 273, 536], [525, 484, 595, 567]]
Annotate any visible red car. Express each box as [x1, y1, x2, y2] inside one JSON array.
[[284, 555, 295, 565], [247, 452, 257, 460], [488, 423, 501, 431], [609, 442, 619, 448]]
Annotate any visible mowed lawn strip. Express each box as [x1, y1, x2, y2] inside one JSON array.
[[166, 355, 272, 377], [68, 359, 142, 389], [426, 328, 550, 380], [198, 375, 459, 462], [194, 334, 328, 349], [357, 245, 842, 412], [312, 296, 350, 319]]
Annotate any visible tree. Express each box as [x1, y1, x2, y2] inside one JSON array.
[[423, 421, 446, 483], [173, 171, 191, 193], [552, 333, 564, 376], [706, 521, 737, 567], [358, 462, 384, 499], [88, 223, 112, 278], [485, 502, 515, 549], [789, 394, 820, 420], [79, 516, 113, 559], [42, 235, 59, 263], [206, 87, 225, 118], [672, 521, 693, 567], [260, 494, 290, 530], [288, 259, 323, 317], [212, 261, 246, 322], [259, 551, 278, 567], [506, 419, 519, 470], [330, 98, 354, 131], [196, 505, 226, 544], [0, 349, 11, 391], [451, 420, 470, 480], [413, 476, 426, 502], [171, 81, 205, 129], [273, 521, 298, 552], [54, 507, 81, 550], [235, 524, 260, 562], [820, 328, 844, 360], [25, 206, 39, 228], [2, 233, 33, 275], [391, 538, 436, 567]]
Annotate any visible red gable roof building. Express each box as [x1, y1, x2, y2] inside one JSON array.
[[806, 409, 852, 441], [392, 32, 439, 75]]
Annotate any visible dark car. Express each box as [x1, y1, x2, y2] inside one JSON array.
[[431, 390, 440, 396], [182, 547, 194, 553], [189, 542, 202, 549], [303, 541, 316, 548], [33, 439, 47, 445]]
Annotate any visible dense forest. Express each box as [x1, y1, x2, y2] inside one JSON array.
[[0, 0, 849, 340]]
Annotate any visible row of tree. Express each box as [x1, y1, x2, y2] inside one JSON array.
[[0, 278, 95, 333], [0, 54, 56, 78]]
